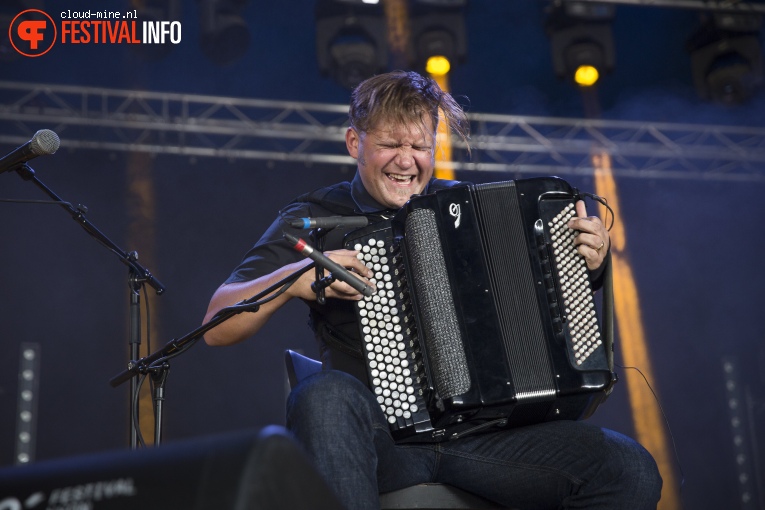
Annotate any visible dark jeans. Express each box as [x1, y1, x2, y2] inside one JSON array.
[[286, 370, 662, 510]]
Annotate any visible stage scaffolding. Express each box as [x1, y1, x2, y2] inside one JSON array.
[[566, 0, 765, 13], [1, 81, 764, 182]]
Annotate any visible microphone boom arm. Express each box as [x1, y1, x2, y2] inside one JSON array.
[[109, 259, 315, 446], [14, 164, 165, 294], [109, 260, 317, 387]]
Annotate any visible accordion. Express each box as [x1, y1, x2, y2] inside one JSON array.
[[343, 177, 616, 443]]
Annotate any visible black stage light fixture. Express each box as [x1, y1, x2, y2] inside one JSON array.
[[687, 12, 763, 105], [409, 0, 467, 75], [197, 0, 250, 66], [316, 0, 388, 90], [415, 0, 466, 5], [546, 0, 616, 87]]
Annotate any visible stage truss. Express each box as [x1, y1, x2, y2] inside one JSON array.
[[1, 81, 764, 182], [565, 0, 765, 13]]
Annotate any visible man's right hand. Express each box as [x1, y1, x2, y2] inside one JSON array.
[[289, 249, 374, 302]]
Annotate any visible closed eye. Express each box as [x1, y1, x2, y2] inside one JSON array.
[[378, 143, 431, 151]]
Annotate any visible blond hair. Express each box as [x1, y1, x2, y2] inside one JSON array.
[[349, 71, 470, 149]]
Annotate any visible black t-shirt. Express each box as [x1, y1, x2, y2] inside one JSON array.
[[225, 172, 462, 381]]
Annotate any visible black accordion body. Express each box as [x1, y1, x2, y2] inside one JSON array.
[[344, 177, 616, 443]]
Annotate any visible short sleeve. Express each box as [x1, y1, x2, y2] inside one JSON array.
[[224, 201, 314, 284]]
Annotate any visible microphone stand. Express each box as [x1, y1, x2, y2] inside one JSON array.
[[310, 227, 332, 303], [13, 164, 166, 449], [109, 261, 316, 445]]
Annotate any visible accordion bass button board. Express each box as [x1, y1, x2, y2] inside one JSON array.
[[346, 223, 437, 441], [344, 177, 616, 443]]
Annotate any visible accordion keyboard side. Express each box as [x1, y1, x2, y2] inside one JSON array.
[[542, 202, 606, 369], [512, 178, 614, 412], [344, 223, 436, 442]]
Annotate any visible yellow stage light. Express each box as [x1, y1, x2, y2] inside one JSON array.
[[574, 64, 599, 86], [426, 55, 451, 76]]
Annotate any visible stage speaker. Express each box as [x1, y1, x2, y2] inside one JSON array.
[[0, 426, 343, 510]]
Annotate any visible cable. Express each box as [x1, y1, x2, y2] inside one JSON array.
[[143, 284, 152, 358], [537, 188, 615, 232], [212, 275, 302, 320], [616, 363, 685, 493], [142, 284, 155, 422], [579, 191, 615, 231], [132, 372, 149, 449]]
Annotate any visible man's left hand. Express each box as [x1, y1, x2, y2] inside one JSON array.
[[567, 200, 610, 270]]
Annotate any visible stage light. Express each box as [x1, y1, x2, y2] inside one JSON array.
[[546, 1, 615, 87], [409, 3, 467, 74], [574, 64, 599, 86], [687, 13, 763, 104], [415, 0, 466, 5], [316, 0, 388, 89], [426, 55, 451, 76], [197, 0, 250, 66]]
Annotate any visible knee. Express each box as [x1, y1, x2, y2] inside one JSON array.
[[630, 442, 662, 501], [286, 370, 375, 428], [600, 429, 663, 502]]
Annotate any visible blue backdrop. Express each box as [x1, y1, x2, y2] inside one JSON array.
[[1, 1, 764, 508]]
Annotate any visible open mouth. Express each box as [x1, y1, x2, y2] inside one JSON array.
[[386, 173, 414, 185]]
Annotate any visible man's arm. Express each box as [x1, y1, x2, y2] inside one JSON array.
[[203, 250, 372, 347]]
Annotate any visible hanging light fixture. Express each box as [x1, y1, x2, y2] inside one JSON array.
[[315, 0, 388, 89], [546, 0, 616, 88], [687, 12, 763, 104]]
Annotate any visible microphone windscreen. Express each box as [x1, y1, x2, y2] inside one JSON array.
[[31, 129, 60, 156], [404, 208, 470, 399]]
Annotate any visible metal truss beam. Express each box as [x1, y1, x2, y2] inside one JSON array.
[[1, 81, 764, 182], [556, 0, 765, 13]]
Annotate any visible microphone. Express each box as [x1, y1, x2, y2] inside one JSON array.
[[283, 232, 375, 298], [288, 216, 369, 230], [0, 129, 60, 174]]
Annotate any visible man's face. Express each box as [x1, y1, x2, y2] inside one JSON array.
[[345, 116, 436, 210]]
